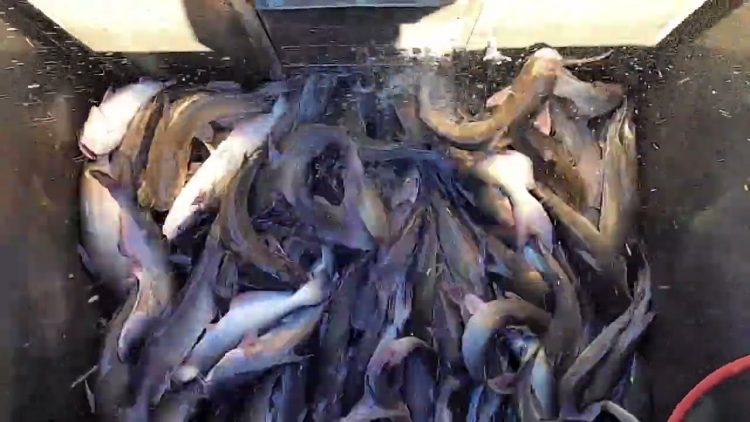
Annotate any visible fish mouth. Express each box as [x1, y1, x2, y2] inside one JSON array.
[[78, 142, 97, 160]]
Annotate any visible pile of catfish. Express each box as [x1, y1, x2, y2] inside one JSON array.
[[79, 48, 653, 422]]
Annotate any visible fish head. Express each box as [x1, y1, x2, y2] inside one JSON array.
[[80, 106, 118, 157]]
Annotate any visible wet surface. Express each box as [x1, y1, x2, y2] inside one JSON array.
[[640, 4, 750, 421], [0, 14, 105, 421]]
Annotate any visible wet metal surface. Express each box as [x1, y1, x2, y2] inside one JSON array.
[[640, 4, 750, 421], [0, 15, 102, 421]]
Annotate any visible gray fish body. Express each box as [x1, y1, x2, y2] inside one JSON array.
[[110, 95, 165, 190], [297, 73, 338, 125], [204, 304, 324, 388], [600, 101, 638, 251], [468, 385, 502, 422], [462, 296, 551, 380], [558, 262, 651, 418], [403, 352, 436, 422], [539, 246, 583, 376], [176, 290, 291, 381], [411, 210, 439, 341], [534, 184, 631, 317], [433, 288, 463, 369], [531, 347, 557, 419], [94, 290, 137, 421], [139, 92, 271, 211], [434, 376, 462, 422], [313, 259, 367, 420], [80, 160, 132, 299], [582, 264, 653, 406], [151, 382, 202, 422], [219, 155, 306, 284], [239, 370, 281, 422], [89, 170, 177, 361], [548, 100, 603, 213], [178, 253, 332, 382], [271, 363, 309, 422], [432, 194, 486, 297], [485, 236, 549, 308], [125, 232, 223, 421], [277, 124, 373, 250]]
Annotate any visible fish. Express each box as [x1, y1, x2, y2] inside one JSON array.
[[357, 181, 389, 245], [432, 193, 486, 298], [620, 353, 653, 421], [174, 247, 333, 383], [271, 363, 309, 422], [516, 127, 589, 212], [467, 385, 502, 422], [484, 235, 549, 308], [79, 79, 168, 158], [80, 159, 132, 299], [204, 303, 324, 389], [419, 48, 563, 145], [548, 99, 602, 217], [410, 209, 439, 341], [461, 293, 551, 380], [313, 259, 367, 421], [138, 90, 275, 211], [568, 400, 641, 422], [553, 67, 624, 118], [238, 370, 282, 422], [94, 290, 137, 421], [109, 95, 165, 190], [474, 184, 516, 234], [558, 261, 652, 418], [538, 245, 584, 376], [162, 96, 287, 240], [297, 73, 338, 125], [151, 382, 202, 422], [344, 337, 429, 421], [473, 150, 554, 249], [89, 170, 177, 361], [599, 101, 638, 252], [434, 376, 463, 422], [124, 227, 223, 422], [217, 154, 307, 284], [433, 283, 464, 369], [533, 183, 631, 318], [582, 262, 653, 406], [276, 124, 373, 250], [402, 349, 436, 422]]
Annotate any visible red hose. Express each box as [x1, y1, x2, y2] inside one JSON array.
[[668, 354, 750, 422]]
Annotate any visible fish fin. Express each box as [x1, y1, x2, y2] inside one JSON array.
[[239, 332, 258, 348], [192, 190, 209, 208], [486, 86, 513, 108], [533, 101, 552, 135], [486, 373, 518, 394], [101, 87, 115, 102]]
